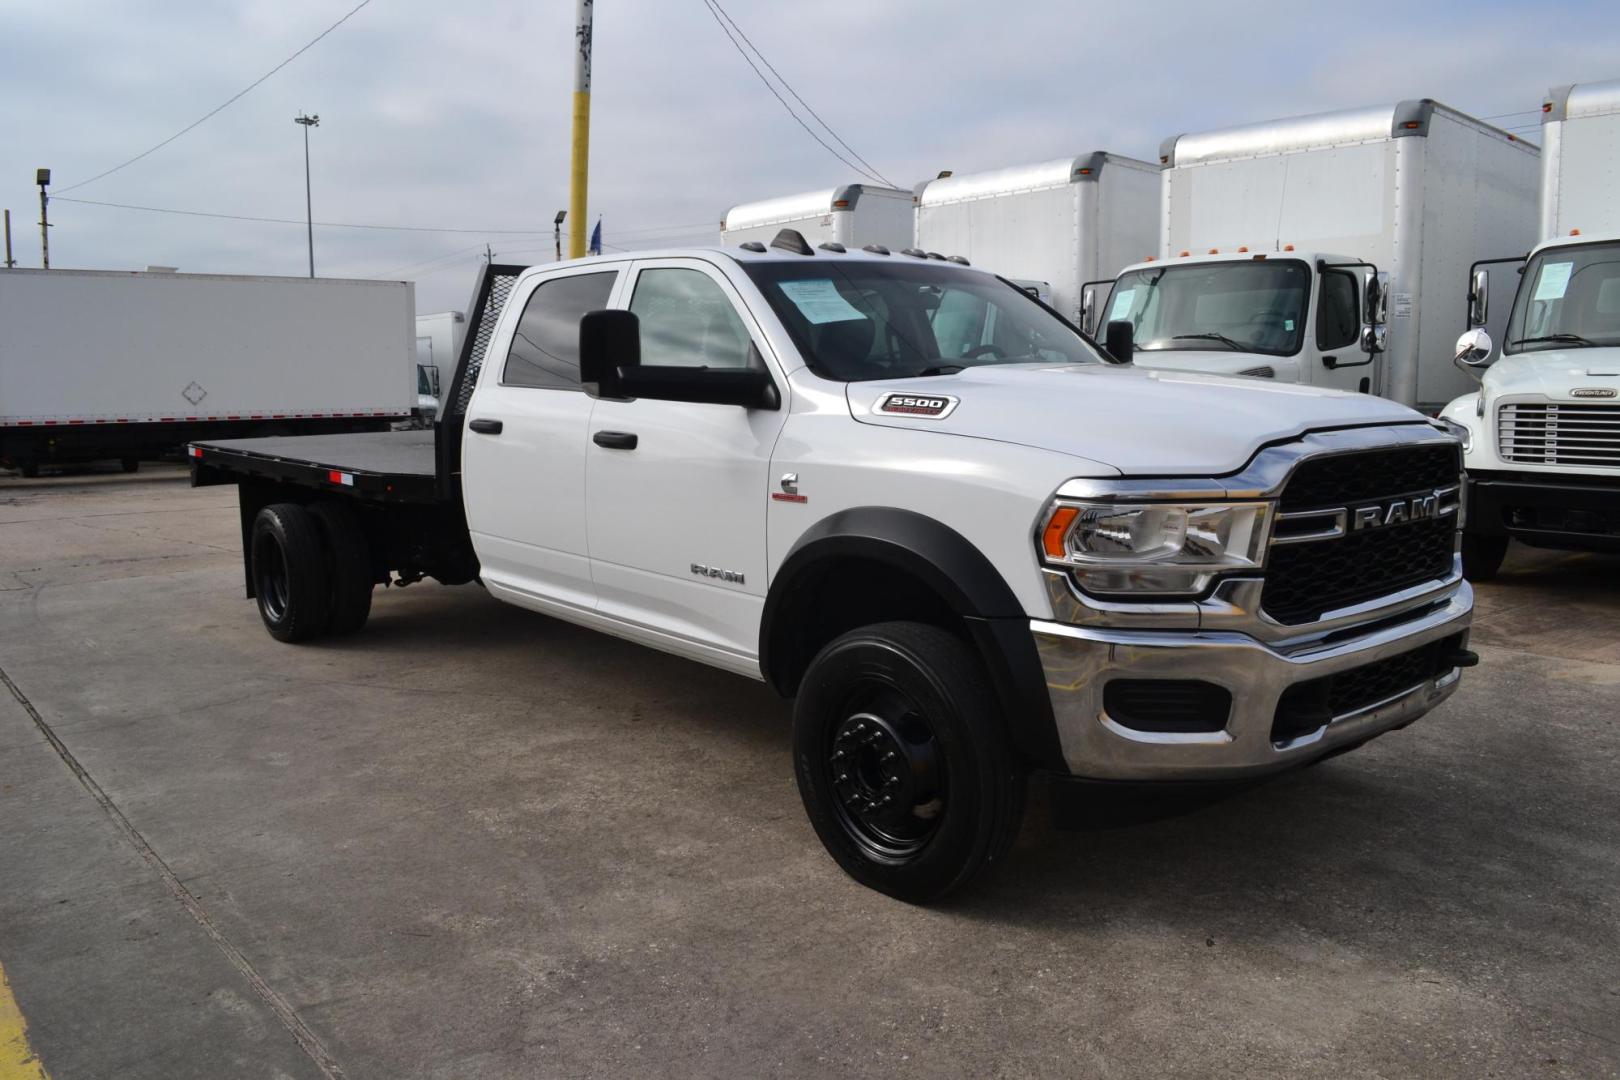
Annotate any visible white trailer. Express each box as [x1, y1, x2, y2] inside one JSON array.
[[720, 184, 913, 251], [1439, 76, 1620, 578], [1103, 100, 1539, 410], [913, 153, 1159, 324], [1, 269, 417, 476]]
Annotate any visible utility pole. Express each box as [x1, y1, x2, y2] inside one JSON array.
[[36, 169, 50, 269], [553, 210, 566, 261], [568, 0, 592, 259], [294, 114, 319, 277], [485, 243, 493, 264], [4, 210, 14, 269]]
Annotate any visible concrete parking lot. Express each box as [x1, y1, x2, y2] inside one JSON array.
[[1, 466, 1617, 1079]]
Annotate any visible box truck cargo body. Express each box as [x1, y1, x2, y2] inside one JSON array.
[[1, 269, 417, 475], [913, 153, 1159, 324], [1107, 100, 1539, 410], [414, 310, 465, 418], [1440, 77, 1620, 577], [720, 184, 913, 251]]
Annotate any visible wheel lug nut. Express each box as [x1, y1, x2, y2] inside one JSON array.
[[882, 751, 898, 762]]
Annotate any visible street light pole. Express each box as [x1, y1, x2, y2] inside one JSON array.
[[568, 0, 592, 259], [294, 114, 319, 277], [36, 169, 50, 270]]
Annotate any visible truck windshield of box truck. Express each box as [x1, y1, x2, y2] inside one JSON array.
[[1106, 261, 1311, 358], [1505, 242, 1620, 353]]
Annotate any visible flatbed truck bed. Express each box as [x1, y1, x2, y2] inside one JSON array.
[[191, 429, 444, 504]]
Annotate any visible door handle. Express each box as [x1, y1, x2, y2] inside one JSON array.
[[593, 430, 638, 450], [468, 418, 503, 434]]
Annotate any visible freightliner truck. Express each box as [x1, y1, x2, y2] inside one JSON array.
[[1097, 100, 1539, 411], [1441, 76, 1620, 578], [191, 235, 1476, 902]]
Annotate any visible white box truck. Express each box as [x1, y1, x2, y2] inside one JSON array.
[[913, 153, 1160, 324], [720, 184, 913, 251], [1440, 77, 1620, 578], [415, 310, 466, 420], [1098, 101, 1540, 411], [0, 269, 417, 476]]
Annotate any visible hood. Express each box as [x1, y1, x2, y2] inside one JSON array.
[[1482, 348, 1620, 399], [847, 363, 1424, 475], [1131, 349, 1301, 381]]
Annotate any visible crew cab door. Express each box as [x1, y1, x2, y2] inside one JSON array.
[[461, 266, 621, 611], [585, 259, 789, 673]]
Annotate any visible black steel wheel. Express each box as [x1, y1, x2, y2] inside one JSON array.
[[793, 621, 1026, 903], [250, 503, 332, 643]]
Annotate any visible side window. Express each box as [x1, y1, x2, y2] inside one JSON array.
[[1316, 271, 1359, 351], [502, 271, 617, 389], [630, 268, 754, 369]]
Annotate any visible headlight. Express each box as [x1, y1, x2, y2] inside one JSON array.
[[1038, 500, 1271, 596], [1434, 416, 1471, 452]]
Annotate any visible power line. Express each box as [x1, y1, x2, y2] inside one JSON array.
[[703, 0, 895, 187], [54, 195, 559, 234], [56, 0, 373, 195], [697, 0, 890, 186]]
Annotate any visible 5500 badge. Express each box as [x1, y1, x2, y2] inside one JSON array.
[[876, 392, 959, 419]]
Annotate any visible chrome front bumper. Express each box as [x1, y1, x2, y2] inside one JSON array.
[[1032, 582, 1473, 781]]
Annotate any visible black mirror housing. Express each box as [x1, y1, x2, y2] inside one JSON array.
[[1104, 319, 1134, 363], [580, 309, 640, 398]]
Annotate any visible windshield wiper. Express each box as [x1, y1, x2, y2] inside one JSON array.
[[1509, 333, 1599, 348], [913, 364, 966, 377], [1170, 332, 1245, 351]]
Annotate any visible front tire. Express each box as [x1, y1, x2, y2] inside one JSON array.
[[792, 621, 1026, 903], [251, 504, 332, 642], [1461, 532, 1509, 582]]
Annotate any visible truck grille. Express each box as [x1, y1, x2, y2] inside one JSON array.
[[1497, 402, 1620, 467], [1260, 444, 1460, 626]]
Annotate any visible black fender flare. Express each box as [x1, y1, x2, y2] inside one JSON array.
[[760, 506, 1065, 772]]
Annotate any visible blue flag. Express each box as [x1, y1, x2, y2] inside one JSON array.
[[589, 218, 602, 256]]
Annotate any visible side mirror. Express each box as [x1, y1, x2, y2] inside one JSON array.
[[1455, 328, 1493, 370], [580, 309, 640, 398], [1104, 319, 1134, 364], [428, 365, 442, 396], [1079, 284, 1101, 336], [1360, 324, 1387, 355], [1468, 268, 1490, 328], [1365, 270, 1389, 326]]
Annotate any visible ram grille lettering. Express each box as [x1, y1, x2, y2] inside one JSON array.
[[1350, 493, 1441, 531]]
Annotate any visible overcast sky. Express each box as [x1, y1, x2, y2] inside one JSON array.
[[3, 0, 1618, 312]]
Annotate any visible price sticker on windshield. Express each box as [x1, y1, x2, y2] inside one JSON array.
[[1534, 262, 1573, 302]]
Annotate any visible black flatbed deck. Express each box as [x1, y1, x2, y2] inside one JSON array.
[[191, 429, 446, 504]]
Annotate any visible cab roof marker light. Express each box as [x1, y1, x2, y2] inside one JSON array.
[[1283, 244, 1295, 252], [818, 241, 847, 253], [1179, 250, 1190, 258], [862, 244, 891, 255], [1571, 229, 1581, 236], [1237, 246, 1248, 253], [1208, 248, 1219, 254]]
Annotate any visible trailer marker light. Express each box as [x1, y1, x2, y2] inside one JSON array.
[[1077, 167, 1093, 176], [1179, 250, 1190, 258], [1042, 506, 1079, 559], [187, 446, 203, 459], [1237, 246, 1248, 253], [327, 470, 354, 487], [832, 199, 850, 208], [1208, 248, 1219, 254], [1402, 121, 1421, 129], [1543, 102, 1553, 113], [1144, 256, 1155, 262], [1571, 229, 1581, 236], [1283, 244, 1295, 251]]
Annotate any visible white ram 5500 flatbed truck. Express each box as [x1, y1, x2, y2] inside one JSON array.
[[192, 234, 1475, 902], [1441, 76, 1620, 579]]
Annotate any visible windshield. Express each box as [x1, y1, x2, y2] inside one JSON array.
[[1106, 260, 1310, 357], [1505, 242, 1620, 353], [742, 260, 1104, 381]]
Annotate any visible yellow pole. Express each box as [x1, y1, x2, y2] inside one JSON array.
[[568, 0, 592, 259]]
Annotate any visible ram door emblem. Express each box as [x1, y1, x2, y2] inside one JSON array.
[[691, 563, 745, 585]]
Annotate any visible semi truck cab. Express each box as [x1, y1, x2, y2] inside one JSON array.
[[1093, 251, 1386, 390]]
